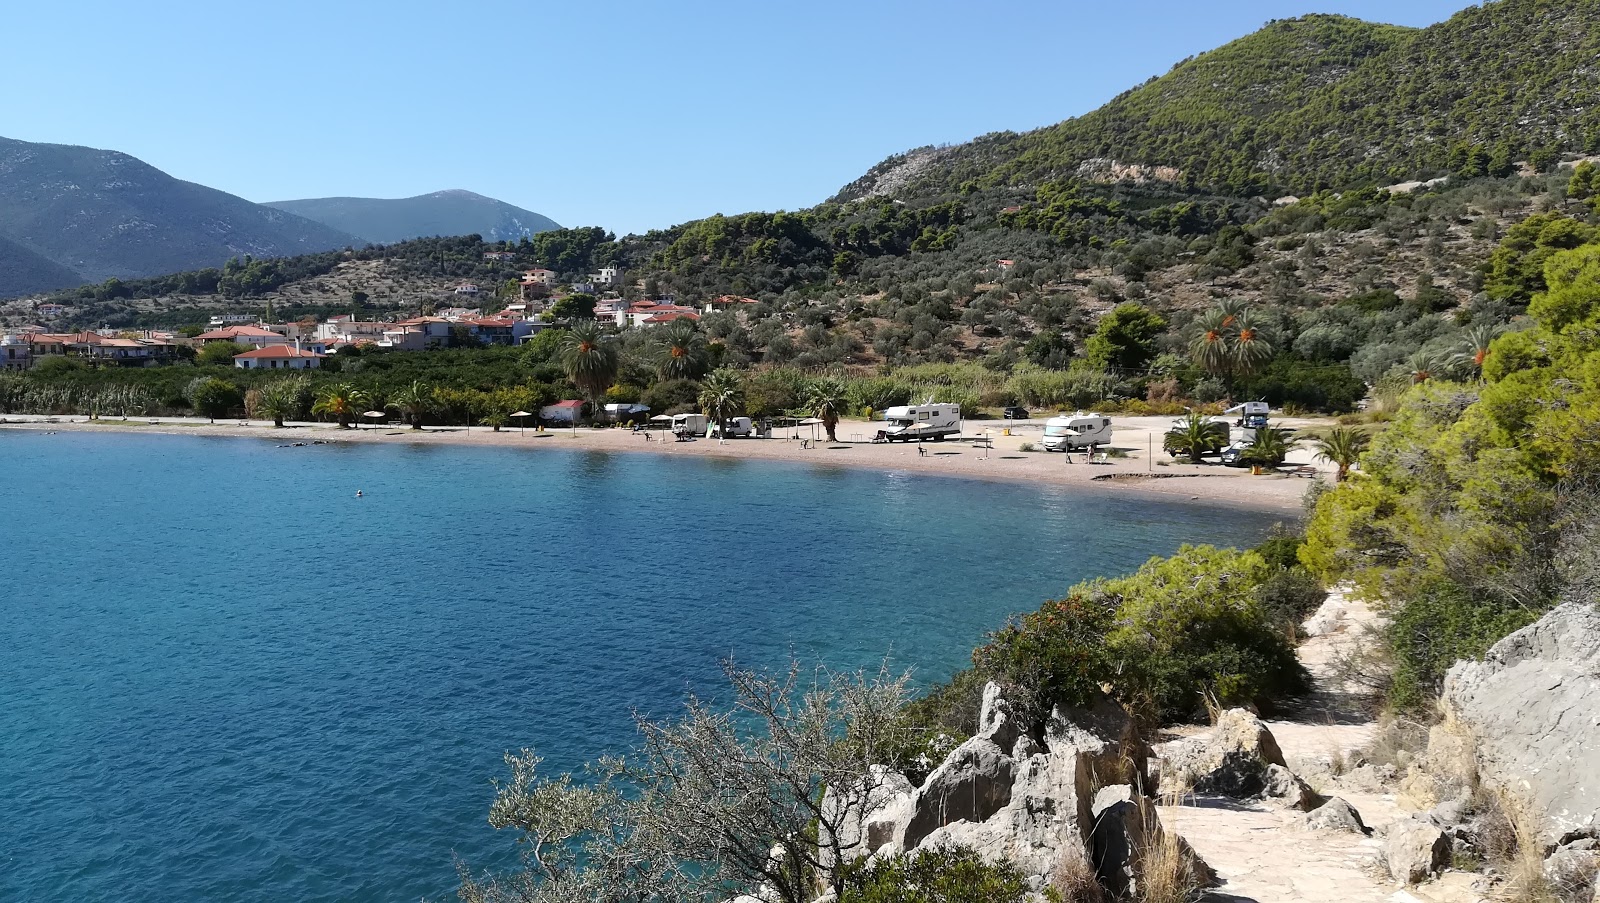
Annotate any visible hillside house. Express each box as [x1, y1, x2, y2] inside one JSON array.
[[483, 251, 516, 262], [35, 303, 67, 318], [233, 345, 325, 370], [1, 335, 30, 371], [589, 266, 623, 286], [704, 295, 759, 313], [453, 283, 480, 296], [195, 325, 287, 348], [207, 313, 258, 327]]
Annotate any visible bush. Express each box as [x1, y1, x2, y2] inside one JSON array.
[[1237, 355, 1367, 413], [881, 668, 986, 785], [642, 378, 701, 414], [1386, 580, 1539, 712], [841, 846, 1030, 903], [1102, 546, 1309, 723], [1253, 567, 1328, 636], [973, 592, 1115, 727]]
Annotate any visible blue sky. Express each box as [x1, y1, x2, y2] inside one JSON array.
[[4, 1, 1469, 235]]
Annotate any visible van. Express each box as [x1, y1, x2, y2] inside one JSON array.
[[1041, 413, 1113, 451], [710, 416, 754, 438], [671, 413, 708, 437]]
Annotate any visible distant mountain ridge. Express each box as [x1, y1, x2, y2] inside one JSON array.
[[264, 190, 561, 245], [0, 136, 358, 297]]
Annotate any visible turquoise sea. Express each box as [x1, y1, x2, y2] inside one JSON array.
[[0, 431, 1282, 902]]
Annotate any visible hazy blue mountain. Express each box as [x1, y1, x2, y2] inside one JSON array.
[[0, 233, 84, 297], [265, 190, 561, 245], [0, 136, 358, 297]]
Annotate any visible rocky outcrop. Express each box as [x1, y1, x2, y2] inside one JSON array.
[[1383, 817, 1452, 885], [818, 765, 916, 869], [1090, 784, 1216, 898], [1439, 602, 1600, 841], [863, 682, 1204, 896], [902, 738, 1015, 851], [1303, 797, 1370, 834], [1160, 709, 1322, 811]]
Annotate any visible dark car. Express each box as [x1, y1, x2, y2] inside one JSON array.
[[1002, 406, 1029, 420]]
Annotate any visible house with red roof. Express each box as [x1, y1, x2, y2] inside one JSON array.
[[195, 325, 288, 349], [539, 399, 587, 424], [233, 345, 325, 370]]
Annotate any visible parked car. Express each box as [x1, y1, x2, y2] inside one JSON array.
[[1002, 405, 1029, 420]]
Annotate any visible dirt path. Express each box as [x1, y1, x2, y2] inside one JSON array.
[[1160, 591, 1484, 903]]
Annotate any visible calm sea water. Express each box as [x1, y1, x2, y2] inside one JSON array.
[[0, 431, 1282, 902]]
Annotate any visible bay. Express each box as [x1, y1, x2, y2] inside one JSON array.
[[0, 431, 1283, 902]]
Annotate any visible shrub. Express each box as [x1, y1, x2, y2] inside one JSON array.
[[642, 378, 701, 414], [882, 668, 986, 784], [1386, 580, 1539, 712], [1253, 567, 1328, 636], [1102, 546, 1310, 724], [840, 845, 1030, 903], [973, 592, 1115, 727]]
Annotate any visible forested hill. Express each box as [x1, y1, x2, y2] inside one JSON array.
[[838, 0, 1600, 201]]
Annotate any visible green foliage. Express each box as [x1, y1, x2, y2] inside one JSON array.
[[1483, 213, 1597, 304], [1240, 427, 1297, 468], [1386, 580, 1539, 712], [560, 321, 619, 401], [1237, 356, 1367, 413], [196, 341, 248, 365], [642, 378, 702, 415], [1100, 546, 1309, 723], [840, 846, 1030, 903], [187, 377, 241, 421], [531, 226, 617, 274], [548, 292, 597, 321], [1163, 410, 1227, 460], [975, 546, 1308, 726], [1085, 303, 1167, 371]]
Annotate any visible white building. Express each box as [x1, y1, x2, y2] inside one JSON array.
[[233, 345, 325, 370]]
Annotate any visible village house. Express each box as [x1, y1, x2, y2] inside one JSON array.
[[207, 313, 258, 327], [1, 334, 31, 371], [589, 266, 623, 287], [614, 300, 702, 328], [704, 295, 759, 314], [35, 303, 67, 318], [453, 283, 480, 296], [483, 251, 516, 262], [194, 325, 288, 349], [232, 345, 325, 370], [539, 399, 586, 424]]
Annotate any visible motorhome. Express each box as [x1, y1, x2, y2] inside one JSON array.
[[1041, 413, 1113, 451], [671, 413, 708, 437], [710, 416, 755, 438], [877, 402, 961, 442], [1224, 401, 1270, 429]]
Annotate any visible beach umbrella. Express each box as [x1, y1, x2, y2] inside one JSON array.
[[361, 410, 385, 430], [511, 410, 533, 435], [799, 417, 824, 444]]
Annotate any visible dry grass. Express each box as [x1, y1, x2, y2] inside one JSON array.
[[1051, 842, 1105, 903], [1136, 791, 1206, 903], [1478, 787, 1559, 903]]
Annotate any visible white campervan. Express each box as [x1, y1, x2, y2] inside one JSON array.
[[878, 402, 961, 442], [671, 413, 708, 437], [1041, 412, 1113, 451], [710, 416, 755, 438]]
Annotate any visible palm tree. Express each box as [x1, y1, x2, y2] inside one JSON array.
[[560, 322, 619, 402], [1241, 427, 1297, 470], [1312, 427, 1369, 482], [698, 368, 745, 440], [1216, 298, 1247, 329], [1407, 349, 1451, 384], [1232, 310, 1275, 379], [1190, 309, 1234, 379], [389, 380, 431, 430], [1457, 324, 1501, 378], [1163, 410, 1225, 461], [311, 383, 370, 429], [656, 319, 709, 381], [253, 378, 303, 428], [804, 377, 848, 443]]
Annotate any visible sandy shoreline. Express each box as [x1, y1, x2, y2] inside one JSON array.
[[0, 414, 1328, 514]]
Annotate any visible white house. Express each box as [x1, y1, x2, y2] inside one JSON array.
[[195, 325, 287, 348], [590, 266, 623, 286], [233, 345, 325, 370], [1, 334, 31, 371]]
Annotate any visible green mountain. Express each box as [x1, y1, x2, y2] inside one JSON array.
[[264, 190, 561, 245], [839, 0, 1600, 201], [0, 234, 84, 298], [0, 136, 358, 297]]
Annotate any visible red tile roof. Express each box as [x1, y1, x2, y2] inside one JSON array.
[[196, 325, 278, 340], [643, 311, 701, 323], [233, 346, 324, 360]]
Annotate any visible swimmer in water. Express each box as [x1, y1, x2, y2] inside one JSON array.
[[355, 490, 363, 498]]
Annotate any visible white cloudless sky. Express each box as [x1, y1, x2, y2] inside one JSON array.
[[1, 0, 1469, 235]]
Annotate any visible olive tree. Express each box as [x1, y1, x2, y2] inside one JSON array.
[[458, 661, 911, 903]]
